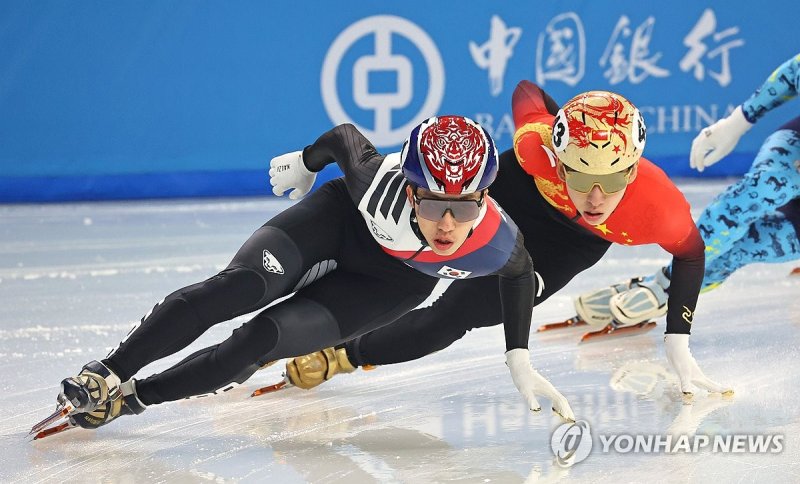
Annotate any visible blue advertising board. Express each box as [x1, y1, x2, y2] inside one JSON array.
[[0, 2, 797, 201]]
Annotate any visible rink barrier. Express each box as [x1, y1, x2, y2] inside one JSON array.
[[0, 165, 345, 203], [0, 152, 754, 203]]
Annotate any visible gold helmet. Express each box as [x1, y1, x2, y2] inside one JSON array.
[[551, 91, 646, 175]]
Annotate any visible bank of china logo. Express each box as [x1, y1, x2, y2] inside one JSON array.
[[263, 249, 284, 275], [551, 420, 592, 467], [321, 15, 445, 147]]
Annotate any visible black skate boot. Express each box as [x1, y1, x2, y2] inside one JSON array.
[[70, 380, 146, 429], [59, 360, 123, 413]]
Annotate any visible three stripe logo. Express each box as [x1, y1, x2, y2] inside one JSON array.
[[366, 164, 406, 223]]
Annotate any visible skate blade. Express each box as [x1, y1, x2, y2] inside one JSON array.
[[28, 402, 75, 436], [536, 316, 587, 332], [579, 321, 657, 344], [251, 379, 291, 397], [29, 419, 76, 441]]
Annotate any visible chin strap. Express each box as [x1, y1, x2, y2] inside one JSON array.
[[404, 211, 429, 262]]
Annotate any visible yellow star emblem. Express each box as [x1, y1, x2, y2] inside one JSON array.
[[595, 224, 613, 235]]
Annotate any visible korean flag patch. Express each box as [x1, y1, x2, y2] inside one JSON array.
[[437, 266, 472, 279]]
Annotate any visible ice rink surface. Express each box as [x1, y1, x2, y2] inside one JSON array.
[[1, 179, 798, 483]]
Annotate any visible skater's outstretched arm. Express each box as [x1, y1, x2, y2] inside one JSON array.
[[493, 225, 574, 421], [742, 53, 800, 122], [659, 224, 705, 336], [691, 53, 800, 172], [496, 231, 535, 352], [270, 124, 384, 201]]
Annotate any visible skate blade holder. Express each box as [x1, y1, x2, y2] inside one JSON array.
[[536, 316, 588, 332], [579, 321, 657, 343]]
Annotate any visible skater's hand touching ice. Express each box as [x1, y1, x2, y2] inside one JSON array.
[[664, 334, 734, 397], [690, 106, 753, 172], [505, 349, 575, 422], [269, 150, 317, 200]]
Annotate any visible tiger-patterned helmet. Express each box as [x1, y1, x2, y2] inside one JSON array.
[[401, 115, 498, 194]]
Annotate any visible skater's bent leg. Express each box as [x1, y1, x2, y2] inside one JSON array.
[[104, 182, 351, 381], [137, 270, 436, 404], [104, 229, 302, 381], [702, 217, 800, 289], [348, 277, 501, 366], [698, 126, 800, 263], [135, 295, 340, 404]]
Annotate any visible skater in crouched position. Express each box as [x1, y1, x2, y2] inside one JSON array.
[[279, 83, 732, 398], [576, 53, 800, 330], [41, 115, 575, 437]]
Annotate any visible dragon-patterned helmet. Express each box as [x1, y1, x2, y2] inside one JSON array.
[[551, 91, 646, 175]]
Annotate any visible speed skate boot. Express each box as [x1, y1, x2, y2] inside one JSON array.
[[59, 360, 123, 413], [538, 282, 630, 332], [609, 267, 670, 326], [286, 347, 358, 390], [574, 280, 636, 328], [70, 380, 146, 429]]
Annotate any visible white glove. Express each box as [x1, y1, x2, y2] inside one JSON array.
[[690, 105, 753, 172], [505, 348, 575, 422], [269, 150, 317, 200], [664, 334, 733, 396]]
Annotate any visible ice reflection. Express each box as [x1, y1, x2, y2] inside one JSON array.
[[220, 397, 571, 483], [611, 359, 734, 435]]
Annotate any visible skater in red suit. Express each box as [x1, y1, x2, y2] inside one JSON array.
[[577, 54, 800, 328]]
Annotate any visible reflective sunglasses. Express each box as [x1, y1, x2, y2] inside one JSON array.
[[562, 166, 633, 194], [413, 191, 485, 223]]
